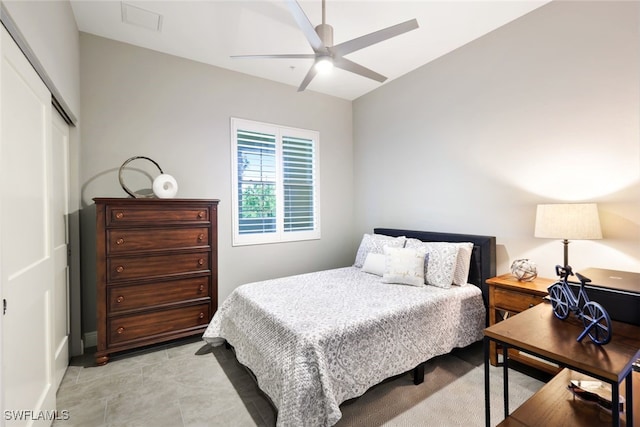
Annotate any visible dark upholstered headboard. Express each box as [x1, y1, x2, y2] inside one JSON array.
[[373, 228, 496, 306]]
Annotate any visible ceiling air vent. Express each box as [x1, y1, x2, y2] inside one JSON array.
[[121, 2, 163, 32]]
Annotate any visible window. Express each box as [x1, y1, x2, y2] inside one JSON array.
[[231, 118, 320, 245]]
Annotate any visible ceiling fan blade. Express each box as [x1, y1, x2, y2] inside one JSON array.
[[231, 54, 316, 59], [331, 19, 419, 57], [284, 0, 325, 53], [333, 56, 387, 83], [297, 64, 318, 92]]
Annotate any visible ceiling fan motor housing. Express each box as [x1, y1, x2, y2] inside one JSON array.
[[315, 23, 333, 48]]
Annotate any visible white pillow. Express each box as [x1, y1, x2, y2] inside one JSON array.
[[362, 253, 385, 276], [354, 233, 406, 268], [382, 246, 427, 287], [405, 239, 459, 288], [452, 242, 474, 286]]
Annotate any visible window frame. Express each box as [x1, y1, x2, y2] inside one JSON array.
[[231, 117, 321, 246]]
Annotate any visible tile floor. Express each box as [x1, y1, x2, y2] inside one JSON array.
[[53, 337, 275, 427]]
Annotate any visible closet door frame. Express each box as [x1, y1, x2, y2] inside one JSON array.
[[51, 109, 71, 390]]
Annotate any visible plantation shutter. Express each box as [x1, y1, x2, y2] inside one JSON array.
[[236, 129, 277, 235], [283, 135, 316, 232], [231, 117, 320, 246]]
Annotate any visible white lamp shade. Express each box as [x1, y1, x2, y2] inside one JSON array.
[[534, 203, 602, 240]]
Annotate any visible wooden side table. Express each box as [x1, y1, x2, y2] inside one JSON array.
[[484, 302, 640, 427], [487, 274, 558, 373]]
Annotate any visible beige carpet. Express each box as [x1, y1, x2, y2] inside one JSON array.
[[217, 341, 545, 427], [335, 343, 544, 426]]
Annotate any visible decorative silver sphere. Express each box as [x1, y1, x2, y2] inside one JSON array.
[[511, 259, 538, 282]]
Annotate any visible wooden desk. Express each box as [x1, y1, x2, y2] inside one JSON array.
[[484, 302, 640, 427]]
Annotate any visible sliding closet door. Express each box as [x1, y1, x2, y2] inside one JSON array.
[[1, 24, 56, 425]]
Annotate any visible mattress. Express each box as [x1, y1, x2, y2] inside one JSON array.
[[203, 266, 485, 426]]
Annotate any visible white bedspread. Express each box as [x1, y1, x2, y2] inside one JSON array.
[[203, 267, 485, 426]]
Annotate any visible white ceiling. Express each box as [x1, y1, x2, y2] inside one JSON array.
[[70, 0, 550, 100]]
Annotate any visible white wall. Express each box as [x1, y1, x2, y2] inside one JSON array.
[[353, 0, 639, 279], [79, 33, 354, 334]]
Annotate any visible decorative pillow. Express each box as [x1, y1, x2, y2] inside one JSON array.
[[354, 233, 406, 268], [362, 253, 385, 276], [452, 242, 474, 286], [405, 239, 460, 288], [422, 252, 430, 279], [382, 246, 427, 287]]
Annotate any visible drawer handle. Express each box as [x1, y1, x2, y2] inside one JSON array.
[[116, 327, 125, 334], [115, 212, 124, 219], [198, 258, 204, 266], [199, 312, 205, 319], [197, 211, 205, 219], [116, 238, 125, 245], [116, 266, 124, 273], [529, 303, 534, 308], [116, 295, 125, 303], [198, 284, 205, 292], [198, 233, 204, 241]]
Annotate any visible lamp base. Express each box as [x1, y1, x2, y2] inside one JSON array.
[[562, 239, 570, 268]]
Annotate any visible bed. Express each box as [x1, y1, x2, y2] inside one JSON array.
[[203, 228, 496, 426]]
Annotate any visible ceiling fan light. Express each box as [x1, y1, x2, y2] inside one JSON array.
[[315, 57, 333, 74]]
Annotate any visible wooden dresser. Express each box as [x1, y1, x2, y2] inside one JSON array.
[[94, 198, 219, 365]]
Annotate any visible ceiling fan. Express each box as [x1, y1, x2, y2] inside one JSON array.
[[232, 0, 419, 91]]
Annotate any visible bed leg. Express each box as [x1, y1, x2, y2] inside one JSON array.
[[413, 362, 425, 385]]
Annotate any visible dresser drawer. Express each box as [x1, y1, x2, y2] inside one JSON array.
[[108, 303, 210, 345], [107, 227, 209, 254], [106, 205, 210, 226], [108, 251, 210, 282], [108, 277, 210, 313], [493, 287, 545, 312]]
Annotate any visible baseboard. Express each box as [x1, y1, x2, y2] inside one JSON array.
[[83, 331, 97, 349]]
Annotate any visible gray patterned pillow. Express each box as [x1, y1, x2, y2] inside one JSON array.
[[405, 239, 460, 288], [452, 242, 474, 286], [354, 233, 406, 268]]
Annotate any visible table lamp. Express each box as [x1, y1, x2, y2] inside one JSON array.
[[534, 203, 602, 267]]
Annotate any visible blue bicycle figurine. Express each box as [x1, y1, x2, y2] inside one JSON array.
[[547, 265, 612, 345]]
